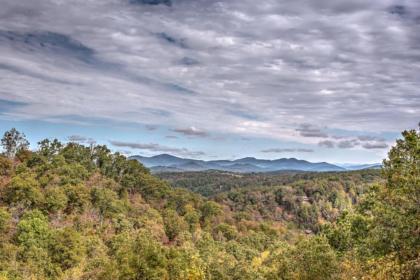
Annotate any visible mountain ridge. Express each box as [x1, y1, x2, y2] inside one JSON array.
[[129, 154, 365, 173]]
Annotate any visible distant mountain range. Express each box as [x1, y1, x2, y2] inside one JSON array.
[[335, 163, 382, 170], [130, 154, 381, 173]]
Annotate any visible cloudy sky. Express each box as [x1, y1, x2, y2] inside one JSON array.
[[0, 0, 419, 163]]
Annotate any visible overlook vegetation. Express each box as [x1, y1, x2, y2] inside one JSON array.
[[0, 128, 418, 279], [159, 170, 382, 233], [158, 169, 382, 197]]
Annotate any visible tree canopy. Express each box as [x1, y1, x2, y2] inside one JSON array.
[[0, 128, 418, 279]]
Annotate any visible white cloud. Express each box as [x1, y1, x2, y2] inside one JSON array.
[[109, 140, 205, 157], [261, 148, 314, 153], [172, 126, 209, 137]]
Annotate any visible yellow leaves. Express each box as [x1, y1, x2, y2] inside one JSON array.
[[58, 258, 87, 280], [183, 253, 205, 280], [251, 250, 270, 268], [361, 254, 405, 280], [338, 252, 413, 280], [338, 253, 365, 280], [261, 250, 270, 260]]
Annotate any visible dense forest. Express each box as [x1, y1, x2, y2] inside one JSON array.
[[0, 128, 418, 279], [159, 170, 382, 233], [158, 169, 382, 197]]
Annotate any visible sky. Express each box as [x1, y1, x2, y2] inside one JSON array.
[[0, 0, 419, 164]]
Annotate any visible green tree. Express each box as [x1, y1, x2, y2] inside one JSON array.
[[325, 129, 420, 279], [64, 184, 90, 214], [0, 208, 11, 236], [44, 186, 68, 213], [199, 201, 222, 223], [183, 205, 200, 233], [323, 211, 369, 254], [15, 210, 60, 278], [38, 138, 63, 160], [50, 228, 85, 270], [16, 210, 51, 251], [214, 223, 238, 241], [4, 171, 44, 208], [163, 209, 188, 242], [167, 245, 205, 280], [1, 128, 29, 158], [361, 129, 419, 277], [91, 187, 125, 224], [289, 236, 339, 280], [108, 231, 168, 280]]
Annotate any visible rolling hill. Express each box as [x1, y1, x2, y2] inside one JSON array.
[[130, 154, 347, 173]]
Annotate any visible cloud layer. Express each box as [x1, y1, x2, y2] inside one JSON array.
[[110, 140, 205, 157], [261, 148, 314, 153], [172, 126, 209, 137], [0, 0, 418, 156]]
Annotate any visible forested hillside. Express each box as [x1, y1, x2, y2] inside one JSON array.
[[159, 170, 382, 233], [158, 169, 381, 197], [0, 128, 418, 279]]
